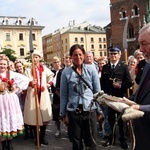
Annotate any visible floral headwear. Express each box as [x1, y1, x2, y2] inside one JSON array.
[[0, 54, 9, 62]]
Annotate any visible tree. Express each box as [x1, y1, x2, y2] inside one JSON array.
[[0, 48, 17, 62], [24, 52, 32, 62]]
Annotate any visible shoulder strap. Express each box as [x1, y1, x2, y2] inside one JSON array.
[[72, 66, 93, 92]]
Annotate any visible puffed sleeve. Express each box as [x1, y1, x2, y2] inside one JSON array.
[[10, 71, 29, 90]]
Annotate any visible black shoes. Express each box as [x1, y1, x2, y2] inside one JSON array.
[[35, 139, 49, 147], [102, 139, 113, 147], [1, 141, 7, 150], [120, 140, 128, 149], [7, 140, 13, 150], [102, 139, 128, 149], [41, 139, 49, 145]]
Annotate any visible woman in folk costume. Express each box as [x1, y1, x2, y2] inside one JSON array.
[[24, 50, 54, 146], [0, 54, 29, 150], [14, 61, 34, 139]]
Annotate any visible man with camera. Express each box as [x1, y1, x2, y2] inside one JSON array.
[[100, 47, 132, 149]]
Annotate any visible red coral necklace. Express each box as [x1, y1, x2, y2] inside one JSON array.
[[35, 64, 44, 92]]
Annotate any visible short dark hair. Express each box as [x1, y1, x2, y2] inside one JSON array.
[[69, 44, 85, 56]]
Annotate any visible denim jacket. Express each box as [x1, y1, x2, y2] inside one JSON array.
[[60, 63, 101, 117]]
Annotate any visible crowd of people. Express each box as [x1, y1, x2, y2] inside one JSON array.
[[0, 23, 150, 150]]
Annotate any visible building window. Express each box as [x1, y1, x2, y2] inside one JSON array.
[[103, 38, 106, 42], [62, 40, 63, 44], [104, 51, 107, 56], [133, 5, 138, 16], [6, 20, 9, 25], [128, 23, 134, 38], [19, 20, 22, 25], [65, 38, 67, 43], [99, 38, 101, 42], [100, 52, 102, 56], [32, 34, 36, 40], [91, 44, 94, 49], [81, 44, 84, 48], [20, 48, 24, 56], [6, 33, 10, 41], [104, 44, 106, 48], [91, 37, 94, 42], [120, 8, 126, 18], [75, 37, 78, 42], [81, 37, 84, 42], [19, 33, 23, 40], [99, 44, 102, 49], [92, 52, 95, 56]]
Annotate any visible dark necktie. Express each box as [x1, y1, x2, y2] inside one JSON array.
[[111, 64, 115, 72]]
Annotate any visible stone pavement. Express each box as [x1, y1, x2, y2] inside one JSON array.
[[9, 121, 132, 150]]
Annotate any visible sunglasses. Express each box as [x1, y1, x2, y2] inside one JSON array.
[[109, 53, 118, 55]]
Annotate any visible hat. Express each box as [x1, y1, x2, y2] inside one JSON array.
[[109, 47, 121, 53], [32, 50, 43, 58]]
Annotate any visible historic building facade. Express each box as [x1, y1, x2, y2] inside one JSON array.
[[0, 16, 44, 62], [106, 0, 149, 59], [43, 21, 107, 65]]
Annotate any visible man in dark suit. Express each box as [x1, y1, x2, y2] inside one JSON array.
[[128, 23, 150, 150], [100, 47, 132, 149], [135, 59, 146, 85]]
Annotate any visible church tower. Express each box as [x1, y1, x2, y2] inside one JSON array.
[[107, 0, 148, 57]]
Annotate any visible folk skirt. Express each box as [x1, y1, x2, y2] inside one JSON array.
[[0, 92, 24, 138]]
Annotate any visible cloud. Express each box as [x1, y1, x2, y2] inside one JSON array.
[[0, 0, 110, 35]]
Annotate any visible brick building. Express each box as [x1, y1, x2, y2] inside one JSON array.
[[105, 0, 150, 60]]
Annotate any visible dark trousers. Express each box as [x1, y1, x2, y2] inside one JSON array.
[[108, 107, 126, 142], [33, 125, 47, 142], [68, 110, 97, 150]]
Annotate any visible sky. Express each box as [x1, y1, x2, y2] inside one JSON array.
[[0, 0, 111, 36]]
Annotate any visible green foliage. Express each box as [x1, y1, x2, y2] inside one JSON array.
[[24, 52, 32, 62], [0, 48, 17, 62]]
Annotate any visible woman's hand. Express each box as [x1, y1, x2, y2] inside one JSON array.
[[14, 87, 20, 93], [63, 115, 69, 126]]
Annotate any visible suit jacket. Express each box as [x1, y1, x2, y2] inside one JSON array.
[[130, 63, 150, 150], [135, 59, 146, 85], [100, 61, 132, 97]]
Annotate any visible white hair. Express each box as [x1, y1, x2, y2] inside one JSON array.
[[139, 22, 150, 34]]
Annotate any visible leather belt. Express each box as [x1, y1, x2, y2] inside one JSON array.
[[75, 104, 95, 114]]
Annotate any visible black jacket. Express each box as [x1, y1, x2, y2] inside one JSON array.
[[135, 59, 146, 85], [100, 61, 132, 97]]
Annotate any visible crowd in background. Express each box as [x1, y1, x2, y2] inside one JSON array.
[[0, 23, 150, 150]]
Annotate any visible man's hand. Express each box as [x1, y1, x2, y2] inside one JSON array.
[[113, 81, 121, 89], [131, 104, 140, 110], [97, 114, 103, 121]]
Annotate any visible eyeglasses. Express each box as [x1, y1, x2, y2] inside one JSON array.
[[53, 61, 60, 64]]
